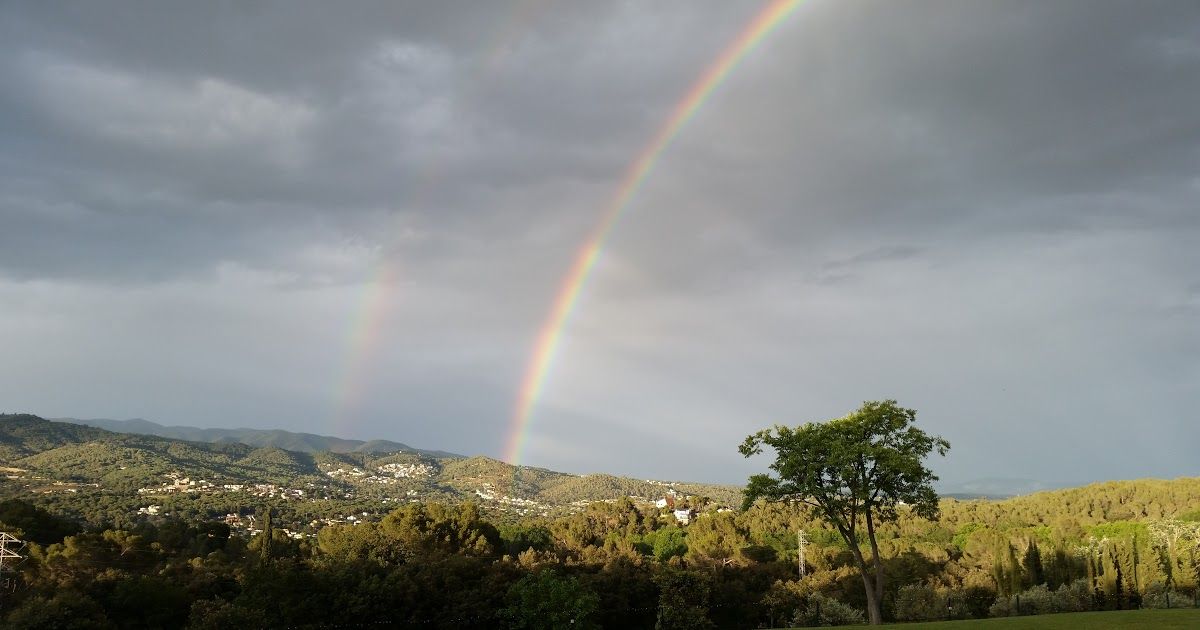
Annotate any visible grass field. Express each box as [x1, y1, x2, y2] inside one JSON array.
[[875, 608, 1200, 628]]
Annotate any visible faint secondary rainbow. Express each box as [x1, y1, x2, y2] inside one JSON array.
[[331, 0, 553, 436], [503, 0, 802, 465]]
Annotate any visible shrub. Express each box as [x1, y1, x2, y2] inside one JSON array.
[[1143, 582, 1191, 609], [760, 579, 810, 626], [792, 593, 866, 627], [650, 526, 688, 562], [989, 584, 1047, 617], [990, 581, 1094, 617], [188, 600, 270, 629], [894, 584, 944, 622], [1053, 579, 1094, 612], [5, 592, 112, 629], [499, 570, 600, 630], [958, 585, 997, 619], [654, 570, 715, 630]]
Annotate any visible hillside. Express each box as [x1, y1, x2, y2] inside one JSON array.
[[16, 414, 1193, 529], [0, 414, 740, 517], [2, 415, 334, 491], [940, 476, 1200, 527], [0, 415, 111, 460], [60, 417, 462, 458]]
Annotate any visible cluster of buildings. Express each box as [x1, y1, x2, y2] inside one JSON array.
[[306, 512, 374, 529], [377, 462, 437, 478], [117, 467, 732, 534], [135, 473, 309, 499], [221, 513, 307, 539], [322, 461, 437, 486], [136, 474, 215, 495], [29, 480, 98, 494], [244, 483, 307, 500], [475, 483, 551, 517]]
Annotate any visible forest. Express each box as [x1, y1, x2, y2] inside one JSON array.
[[1, 412, 1198, 627], [1, 475, 1198, 628]]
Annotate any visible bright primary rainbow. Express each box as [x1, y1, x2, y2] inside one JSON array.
[[503, 0, 802, 465]]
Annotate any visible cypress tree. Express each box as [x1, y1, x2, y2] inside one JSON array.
[[1007, 544, 1023, 597], [258, 506, 274, 562], [1022, 541, 1045, 587]]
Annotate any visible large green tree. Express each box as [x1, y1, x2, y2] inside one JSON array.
[[740, 400, 949, 625]]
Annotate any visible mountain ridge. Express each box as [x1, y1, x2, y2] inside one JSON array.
[[55, 416, 463, 459], [2, 414, 744, 513], [54, 417, 1072, 497], [4, 413, 1198, 527]]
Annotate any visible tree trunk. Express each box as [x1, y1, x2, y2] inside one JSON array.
[[848, 541, 884, 624], [866, 509, 886, 619], [861, 572, 883, 624]]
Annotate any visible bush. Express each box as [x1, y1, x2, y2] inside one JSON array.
[[989, 581, 1094, 618], [989, 584, 1048, 617], [5, 592, 112, 629], [895, 584, 944, 622], [187, 600, 269, 630], [792, 593, 866, 627], [959, 585, 997, 619], [1053, 579, 1094, 612], [499, 570, 600, 630], [650, 526, 688, 562], [1143, 582, 1192, 609], [760, 579, 810, 626], [654, 570, 715, 630], [1143, 590, 1190, 609]]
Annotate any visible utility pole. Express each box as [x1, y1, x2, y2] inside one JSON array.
[[0, 532, 25, 605], [797, 529, 807, 579]]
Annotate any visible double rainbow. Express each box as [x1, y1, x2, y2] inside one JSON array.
[[504, 0, 802, 465]]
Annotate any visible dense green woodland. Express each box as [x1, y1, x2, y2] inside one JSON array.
[[1, 414, 1198, 627], [1, 480, 1198, 627]]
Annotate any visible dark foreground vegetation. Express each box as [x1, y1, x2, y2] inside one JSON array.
[[878, 609, 1200, 629], [1, 474, 1199, 629]]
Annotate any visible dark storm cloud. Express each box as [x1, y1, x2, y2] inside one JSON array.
[[682, 3, 1198, 238], [1, 1, 1197, 484], [0, 0, 755, 284]]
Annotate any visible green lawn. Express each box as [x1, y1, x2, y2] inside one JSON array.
[[877, 608, 1200, 629]]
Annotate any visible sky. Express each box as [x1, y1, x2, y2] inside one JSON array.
[[1, 1, 1197, 486]]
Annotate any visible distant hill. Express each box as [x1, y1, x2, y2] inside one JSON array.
[[0, 414, 111, 460], [938, 492, 1010, 501], [58, 417, 463, 458], [936, 477, 1082, 498], [0, 414, 741, 513], [0, 413, 331, 491]]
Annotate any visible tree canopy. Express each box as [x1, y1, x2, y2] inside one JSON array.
[[740, 400, 949, 624]]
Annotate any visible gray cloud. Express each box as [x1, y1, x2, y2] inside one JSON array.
[[1, 1, 1197, 485]]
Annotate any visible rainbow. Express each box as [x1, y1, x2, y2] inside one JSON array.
[[332, 259, 401, 436], [503, 0, 802, 465], [332, 1, 553, 436]]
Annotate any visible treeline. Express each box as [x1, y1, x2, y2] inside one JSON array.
[[1, 477, 1198, 628]]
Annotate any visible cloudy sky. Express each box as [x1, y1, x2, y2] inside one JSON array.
[[2, 1, 1197, 486]]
